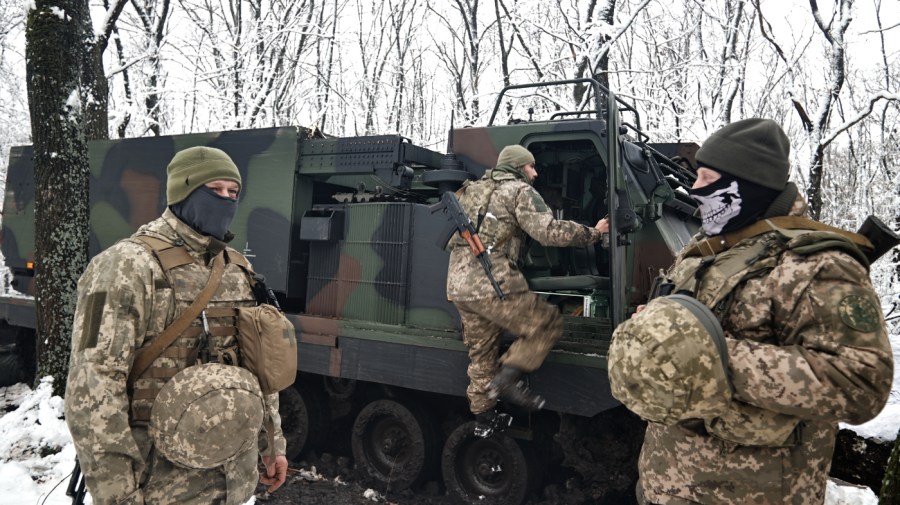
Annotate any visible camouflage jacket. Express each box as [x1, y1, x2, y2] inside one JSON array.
[[639, 196, 894, 505], [446, 170, 602, 301], [64, 210, 286, 505]]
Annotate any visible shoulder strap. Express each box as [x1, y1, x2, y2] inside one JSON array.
[[127, 252, 225, 389], [683, 216, 874, 258], [224, 248, 252, 272], [130, 235, 195, 272]]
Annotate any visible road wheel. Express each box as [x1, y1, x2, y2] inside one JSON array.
[[279, 381, 328, 461], [441, 421, 539, 505], [351, 399, 438, 492]]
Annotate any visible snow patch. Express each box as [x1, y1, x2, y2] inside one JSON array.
[[66, 89, 81, 115], [0, 378, 78, 505], [841, 402, 900, 443], [0, 379, 889, 505], [363, 488, 383, 501], [825, 478, 879, 505]]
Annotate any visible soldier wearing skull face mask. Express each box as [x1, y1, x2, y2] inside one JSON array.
[[634, 119, 893, 504]]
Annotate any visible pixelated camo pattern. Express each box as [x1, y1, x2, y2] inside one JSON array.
[[608, 296, 732, 425], [65, 210, 285, 505], [150, 363, 265, 470], [638, 195, 893, 505], [446, 170, 601, 301], [454, 292, 563, 414]]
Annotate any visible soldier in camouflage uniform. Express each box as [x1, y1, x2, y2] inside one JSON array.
[[446, 144, 608, 434], [635, 119, 894, 504], [64, 147, 288, 505]]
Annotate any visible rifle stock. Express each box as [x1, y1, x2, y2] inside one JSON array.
[[67, 459, 87, 505]]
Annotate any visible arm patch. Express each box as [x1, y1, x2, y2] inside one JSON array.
[[838, 294, 881, 333], [78, 291, 107, 351], [526, 187, 550, 213]]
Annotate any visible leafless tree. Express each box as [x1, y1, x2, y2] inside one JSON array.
[[0, 0, 29, 171], [428, 0, 493, 124], [125, 0, 171, 136], [83, 0, 128, 140], [755, 0, 899, 219], [26, 0, 92, 395], [174, 0, 319, 130]]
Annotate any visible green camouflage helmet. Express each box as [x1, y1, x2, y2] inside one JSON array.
[[149, 363, 265, 469], [607, 294, 734, 424]]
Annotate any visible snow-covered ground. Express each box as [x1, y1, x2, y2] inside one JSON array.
[[1, 376, 896, 505], [0, 378, 262, 505]]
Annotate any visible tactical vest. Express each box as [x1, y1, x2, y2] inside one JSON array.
[[127, 233, 258, 426], [664, 216, 873, 446], [454, 177, 520, 259]]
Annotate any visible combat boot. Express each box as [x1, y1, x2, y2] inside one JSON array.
[[487, 366, 546, 411], [473, 409, 512, 438]]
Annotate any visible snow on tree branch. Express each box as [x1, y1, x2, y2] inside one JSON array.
[[820, 91, 900, 147]]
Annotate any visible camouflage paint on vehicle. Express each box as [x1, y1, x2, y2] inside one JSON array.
[[3, 127, 305, 295], [1, 83, 699, 419]]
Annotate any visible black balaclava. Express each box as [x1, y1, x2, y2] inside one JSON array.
[[170, 185, 238, 241], [689, 171, 780, 235]]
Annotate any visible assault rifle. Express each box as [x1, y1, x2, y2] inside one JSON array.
[[430, 191, 505, 300], [67, 459, 87, 505]]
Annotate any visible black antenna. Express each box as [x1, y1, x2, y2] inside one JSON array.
[[446, 111, 455, 154], [441, 112, 463, 173]]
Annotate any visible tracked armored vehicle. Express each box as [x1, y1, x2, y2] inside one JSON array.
[[1, 80, 699, 504]]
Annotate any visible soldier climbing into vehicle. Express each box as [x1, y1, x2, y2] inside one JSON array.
[[446, 144, 609, 437]]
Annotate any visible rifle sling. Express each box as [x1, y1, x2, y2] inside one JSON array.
[[127, 252, 225, 390], [683, 216, 874, 258]]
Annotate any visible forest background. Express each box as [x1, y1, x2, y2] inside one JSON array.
[[0, 0, 897, 240], [0, 0, 899, 392]]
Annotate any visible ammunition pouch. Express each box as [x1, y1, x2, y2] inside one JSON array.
[[234, 304, 297, 395]]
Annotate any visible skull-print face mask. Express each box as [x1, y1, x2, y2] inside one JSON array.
[[690, 178, 742, 235], [689, 173, 780, 236]]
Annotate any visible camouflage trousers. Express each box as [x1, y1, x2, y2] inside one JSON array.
[[454, 292, 563, 415], [94, 428, 258, 505]]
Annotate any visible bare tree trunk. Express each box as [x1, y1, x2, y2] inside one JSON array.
[[82, 47, 110, 140], [111, 24, 133, 138], [131, 0, 171, 136], [592, 0, 615, 91], [231, 0, 243, 127], [83, 0, 127, 141], [444, 0, 481, 124], [753, 0, 899, 220], [573, 0, 599, 106], [25, 0, 92, 396], [493, 0, 511, 89], [713, 0, 746, 124]]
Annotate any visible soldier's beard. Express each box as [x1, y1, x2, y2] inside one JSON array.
[[170, 186, 238, 241]]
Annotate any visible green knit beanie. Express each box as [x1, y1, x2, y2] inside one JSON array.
[[496, 145, 535, 171], [695, 118, 790, 191], [166, 147, 242, 205]]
